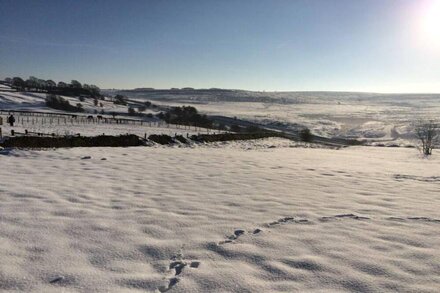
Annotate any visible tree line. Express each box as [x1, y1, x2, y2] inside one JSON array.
[[3, 76, 101, 97]]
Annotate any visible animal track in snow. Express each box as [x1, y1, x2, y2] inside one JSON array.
[[163, 213, 438, 291], [407, 217, 440, 223], [320, 214, 370, 222], [393, 174, 440, 183], [387, 216, 440, 223], [218, 217, 309, 245], [267, 217, 309, 227], [218, 228, 267, 245], [153, 212, 440, 293], [49, 276, 65, 284], [218, 213, 438, 246], [219, 229, 246, 244], [157, 251, 200, 292]]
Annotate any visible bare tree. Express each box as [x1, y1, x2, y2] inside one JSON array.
[[415, 120, 439, 156]]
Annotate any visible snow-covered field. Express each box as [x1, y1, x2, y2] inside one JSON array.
[[0, 115, 217, 138], [0, 89, 217, 137], [0, 90, 132, 114], [3, 88, 439, 145], [1, 142, 439, 292], [125, 90, 440, 144]]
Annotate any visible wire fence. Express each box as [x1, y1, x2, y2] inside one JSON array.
[[0, 110, 228, 139]]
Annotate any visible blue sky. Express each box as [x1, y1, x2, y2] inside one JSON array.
[[1, 0, 439, 92]]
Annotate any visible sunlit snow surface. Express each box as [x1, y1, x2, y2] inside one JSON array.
[[1, 142, 439, 292]]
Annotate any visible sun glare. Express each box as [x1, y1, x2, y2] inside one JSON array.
[[419, 0, 440, 47]]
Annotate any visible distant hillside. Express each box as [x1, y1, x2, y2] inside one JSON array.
[[111, 88, 395, 104]]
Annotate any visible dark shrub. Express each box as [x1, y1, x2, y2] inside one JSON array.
[[148, 134, 174, 145], [299, 128, 312, 142], [217, 123, 226, 130], [230, 124, 242, 133], [159, 106, 213, 128], [114, 94, 128, 105], [245, 125, 262, 133], [1, 134, 143, 148], [174, 135, 187, 143]]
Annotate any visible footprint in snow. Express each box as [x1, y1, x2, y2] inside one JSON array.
[[158, 252, 200, 292], [266, 217, 308, 227], [320, 214, 370, 222], [49, 275, 65, 284], [219, 229, 246, 244]]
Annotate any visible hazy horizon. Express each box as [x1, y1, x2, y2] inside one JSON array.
[[108, 87, 440, 95], [1, 0, 440, 93]]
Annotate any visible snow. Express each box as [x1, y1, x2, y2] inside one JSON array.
[[0, 90, 219, 137], [0, 90, 152, 115], [127, 91, 440, 144], [1, 145, 439, 292], [0, 114, 218, 137], [2, 89, 439, 145]]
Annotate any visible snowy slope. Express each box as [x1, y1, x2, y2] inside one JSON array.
[[0, 145, 439, 292], [0, 90, 150, 115], [0, 90, 191, 137]]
